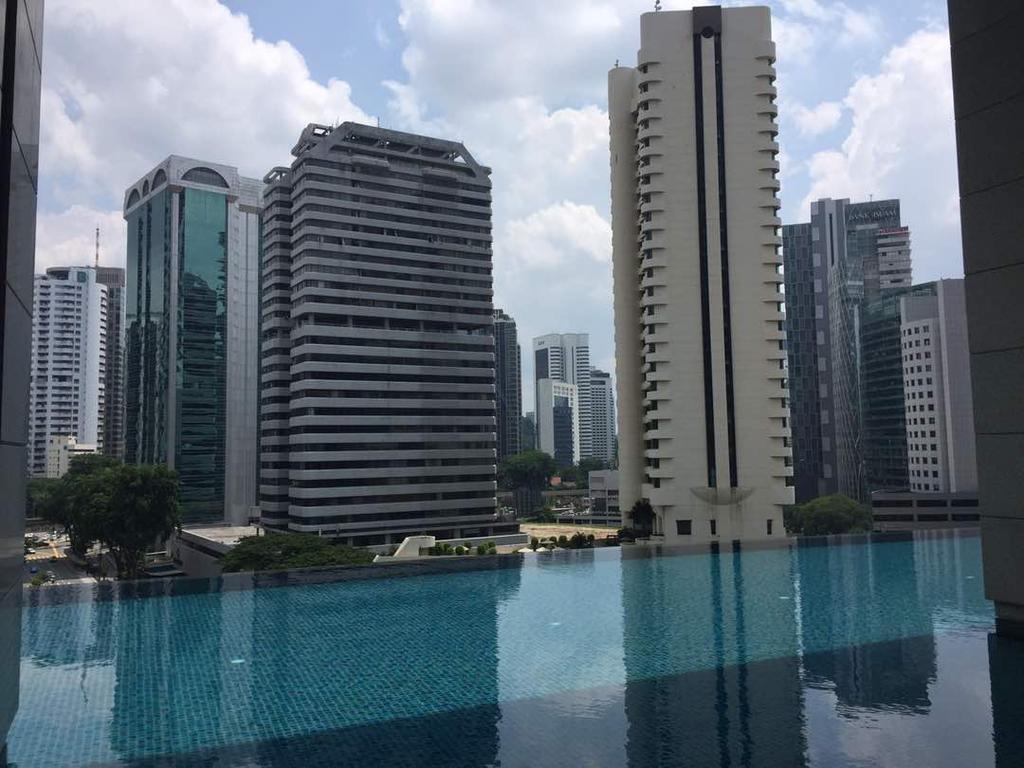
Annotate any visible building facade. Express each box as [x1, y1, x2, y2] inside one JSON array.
[[900, 279, 976, 493], [1, 0, 44, 750], [95, 266, 125, 460], [610, 5, 792, 543], [493, 308, 522, 460], [536, 378, 580, 468], [533, 332, 591, 458], [27, 266, 107, 476], [784, 198, 912, 502], [45, 435, 98, 478], [590, 368, 615, 465], [123, 156, 261, 525], [859, 284, 929, 494], [260, 122, 512, 545]]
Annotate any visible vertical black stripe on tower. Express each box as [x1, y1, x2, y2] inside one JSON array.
[[693, 32, 717, 489], [714, 33, 738, 488]]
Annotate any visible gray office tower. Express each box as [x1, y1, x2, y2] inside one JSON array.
[[493, 308, 522, 460], [95, 266, 125, 459], [1, 0, 43, 754], [783, 198, 911, 502], [260, 123, 514, 545], [123, 157, 262, 525]]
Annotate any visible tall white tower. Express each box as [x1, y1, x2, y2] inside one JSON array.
[[533, 333, 592, 458], [609, 5, 792, 543], [28, 267, 108, 476]]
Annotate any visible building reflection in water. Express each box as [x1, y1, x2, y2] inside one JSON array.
[[12, 532, 1021, 768], [621, 544, 808, 767]]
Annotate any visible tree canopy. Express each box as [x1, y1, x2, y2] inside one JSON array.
[[785, 494, 872, 536], [221, 534, 375, 573], [629, 499, 655, 534], [498, 450, 556, 492], [36, 456, 181, 578]]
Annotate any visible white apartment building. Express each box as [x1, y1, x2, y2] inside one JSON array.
[[591, 368, 616, 464], [536, 379, 580, 469], [610, 6, 792, 543], [533, 333, 592, 457], [46, 435, 98, 478], [28, 266, 107, 477], [901, 279, 977, 493]]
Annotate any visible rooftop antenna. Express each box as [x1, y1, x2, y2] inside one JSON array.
[[654, 0, 661, 10], [94, 226, 100, 268]]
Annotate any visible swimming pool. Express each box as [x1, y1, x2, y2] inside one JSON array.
[[8, 530, 1023, 767]]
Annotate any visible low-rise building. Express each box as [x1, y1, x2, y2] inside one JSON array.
[[45, 435, 99, 478], [871, 490, 980, 532]]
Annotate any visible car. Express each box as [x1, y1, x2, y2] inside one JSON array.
[[25, 547, 36, 555]]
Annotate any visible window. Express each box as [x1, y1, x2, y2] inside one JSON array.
[[710, 519, 717, 536], [767, 519, 773, 536], [676, 519, 692, 536]]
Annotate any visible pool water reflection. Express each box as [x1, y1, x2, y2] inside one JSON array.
[[9, 530, 1024, 767]]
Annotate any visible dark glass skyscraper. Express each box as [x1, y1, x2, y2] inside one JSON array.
[[123, 157, 261, 525], [0, 0, 43, 752], [493, 308, 521, 460], [95, 266, 125, 460], [784, 198, 911, 502]]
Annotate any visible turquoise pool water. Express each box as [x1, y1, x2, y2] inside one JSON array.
[[8, 530, 1023, 767]]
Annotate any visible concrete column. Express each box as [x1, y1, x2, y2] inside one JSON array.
[[948, 0, 1024, 639]]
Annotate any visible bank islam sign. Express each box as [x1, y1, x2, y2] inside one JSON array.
[[847, 204, 899, 225]]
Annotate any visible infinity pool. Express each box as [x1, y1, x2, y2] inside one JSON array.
[[8, 530, 1024, 767]]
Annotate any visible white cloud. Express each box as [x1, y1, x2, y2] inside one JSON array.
[[791, 100, 843, 136], [35, 206, 126, 271], [39, 0, 372, 213], [501, 202, 611, 270], [804, 28, 962, 280]]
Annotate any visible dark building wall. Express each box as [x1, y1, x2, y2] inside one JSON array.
[[493, 310, 521, 461], [948, 0, 1024, 638], [782, 223, 821, 503], [0, 0, 43, 751], [95, 266, 125, 460]]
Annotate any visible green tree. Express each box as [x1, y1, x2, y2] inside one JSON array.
[[575, 458, 607, 488], [221, 533, 375, 573], [26, 477, 60, 519], [37, 455, 119, 556], [629, 499, 655, 534], [498, 450, 556, 515], [102, 464, 182, 579], [786, 494, 872, 536]]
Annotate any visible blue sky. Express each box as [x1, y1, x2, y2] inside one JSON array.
[[37, 0, 964, 411]]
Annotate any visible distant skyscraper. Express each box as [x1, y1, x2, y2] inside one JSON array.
[[900, 280, 977, 493], [590, 368, 615, 465], [27, 266, 108, 477], [536, 379, 579, 468], [784, 198, 912, 502], [123, 157, 261, 525], [260, 123, 512, 545], [493, 309, 522, 460], [610, 6, 791, 542], [95, 265, 125, 460], [533, 332, 591, 458], [521, 413, 537, 452], [859, 283, 934, 493]]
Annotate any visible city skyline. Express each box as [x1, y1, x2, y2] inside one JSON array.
[[33, 0, 965, 413]]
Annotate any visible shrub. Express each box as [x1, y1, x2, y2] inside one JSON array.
[[455, 545, 466, 556], [29, 573, 48, 588], [221, 533, 376, 573], [786, 494, 872, 536], [530, 537, 539, 551], [557, 535, 568, 547], [476, 544, 487, 555]]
